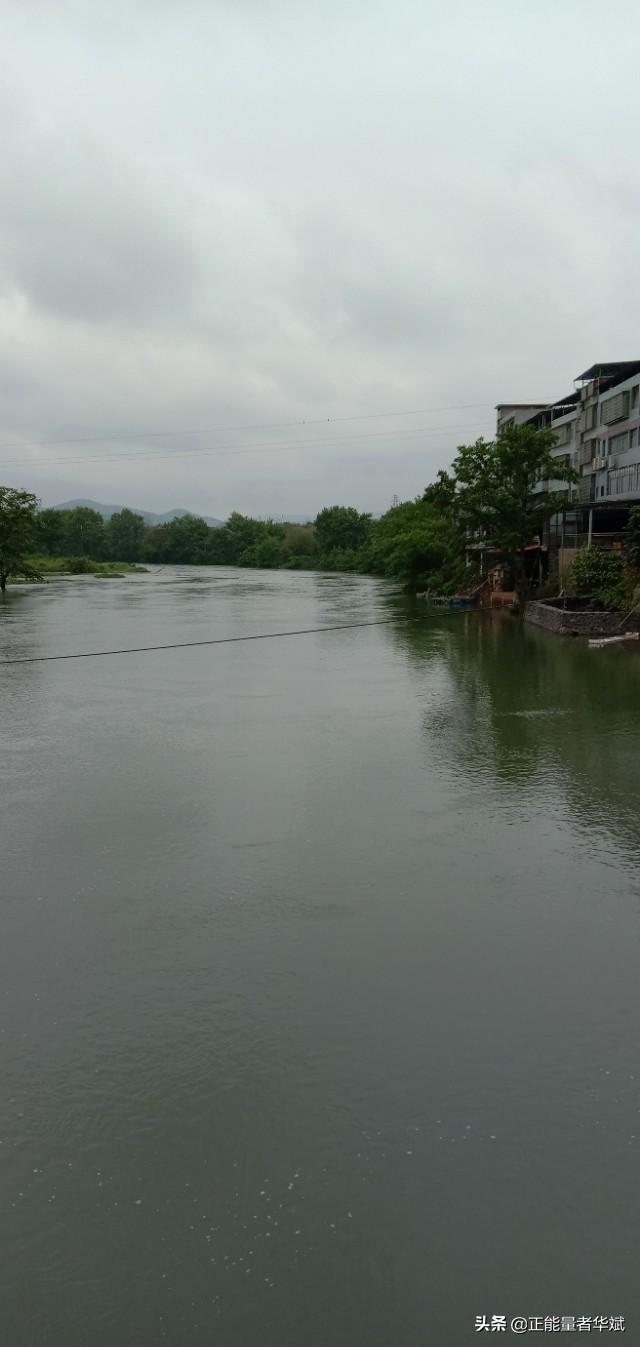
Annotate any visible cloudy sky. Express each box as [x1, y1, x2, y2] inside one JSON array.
[[2, 0, 640, 518]]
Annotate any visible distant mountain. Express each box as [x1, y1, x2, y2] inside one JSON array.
[[52, 499, 314, 527], [52, 499, 225, 528], [253, 513, 313, 525]]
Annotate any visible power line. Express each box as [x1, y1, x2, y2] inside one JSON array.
[[0, 616, 426, 667], [0, 402, 495, 454], [0, 419, 495, 470], [3, 421, 496, 468]]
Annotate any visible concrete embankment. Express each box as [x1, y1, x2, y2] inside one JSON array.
[[525, 598, 640, 637]]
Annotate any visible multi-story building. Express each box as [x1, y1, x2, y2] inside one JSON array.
[[497, 361, 640, 570], [572, 361, 640, 505], [495, 403, 550, 435]]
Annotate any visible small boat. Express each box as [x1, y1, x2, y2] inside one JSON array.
[[430, 594, 477, 609], [588, 632, 640, 649]]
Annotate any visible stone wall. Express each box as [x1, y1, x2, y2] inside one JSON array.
[[524, 600, 636, 637]]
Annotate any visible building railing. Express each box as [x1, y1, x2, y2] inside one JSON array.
[[548, 532, 626, 551], [607, 463, 640, 498]]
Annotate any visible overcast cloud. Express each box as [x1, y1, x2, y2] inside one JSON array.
[[2, 0, 640, 517]]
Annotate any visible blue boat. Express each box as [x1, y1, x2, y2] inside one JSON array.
[[430, 594, 477, 609]]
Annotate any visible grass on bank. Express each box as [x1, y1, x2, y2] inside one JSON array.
[[7, 555, 147, 584]]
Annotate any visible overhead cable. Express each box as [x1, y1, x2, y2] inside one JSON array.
[[0, 616, 427, 666]]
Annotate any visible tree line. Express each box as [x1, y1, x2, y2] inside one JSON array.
[[0, 424, 582, 595], [1, 494, 469, 590], [32, 503, 371, 570]]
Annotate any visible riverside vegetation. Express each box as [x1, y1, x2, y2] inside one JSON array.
[[2, 424, 639, 606]]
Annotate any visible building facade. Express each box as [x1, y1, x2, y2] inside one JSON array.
[[497, 361, 640, 568], [495, 403, 550, 435]]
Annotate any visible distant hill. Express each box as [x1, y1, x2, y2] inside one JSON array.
[[52, 499, 314, 527], [52, 499, 225, 528]]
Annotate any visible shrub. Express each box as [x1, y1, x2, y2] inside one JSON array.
[[567, 548, 624, 595], [567, 548, 634, 611], [66, 555, 94, 574], [624, 506, 640, 573]]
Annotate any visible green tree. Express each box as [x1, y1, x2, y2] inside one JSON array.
[[105, 509, 146, 561], [223, 513, 287, 567], [62, 506, 106, 558], [281, 523, 317, 568], [242, 533, 286, 568], [207, 524, 235, 564], [450, 424, 576, 604], [164, 515, 212, 563], [422, 469, 458, 513], [141, 523, 170, 562], [314, 506, 372, 561], [35, 507, 68, 556], [0, 487, 41, 590], [368, 498, 459, 590], [225, 512, 264, 563]]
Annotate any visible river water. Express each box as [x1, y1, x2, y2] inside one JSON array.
[[2, 567, 640, 1346]]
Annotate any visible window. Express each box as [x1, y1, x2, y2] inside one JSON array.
[[609, 431, 629, 454], [601, 390, 630, 424], [555, 422, 573, 445], [631, 428, 638, 449], [632, 385, 639, 409]]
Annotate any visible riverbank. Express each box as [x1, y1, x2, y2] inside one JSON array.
[[7, 555, 148, 584]]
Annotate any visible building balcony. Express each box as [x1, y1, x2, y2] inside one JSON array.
[[607, 462, 640, 499]]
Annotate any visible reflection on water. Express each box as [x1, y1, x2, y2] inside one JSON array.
[[1, 570, 640, 1347], [390, 608, 640, 860]]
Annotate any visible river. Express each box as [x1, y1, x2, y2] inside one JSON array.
[[2, 567, 640, 1346]]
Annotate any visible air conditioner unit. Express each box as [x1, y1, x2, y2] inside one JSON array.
[[592, 456, 608, 471]]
